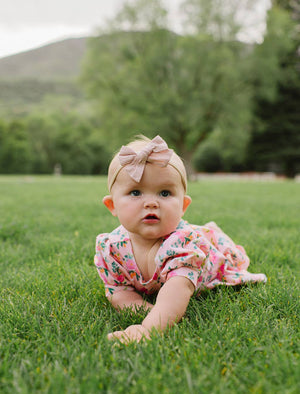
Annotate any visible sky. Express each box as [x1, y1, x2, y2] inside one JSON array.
[[0, 0, 271, 59]]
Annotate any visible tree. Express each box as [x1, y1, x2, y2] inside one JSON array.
[[0, 119, 33, 174], [0, 112, 110, 175], [249, 1, 300, 177], [25, 111, 110, 175], [81, 0, 257, 173]]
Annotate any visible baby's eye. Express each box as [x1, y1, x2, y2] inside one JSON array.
[[130, 190, 141, 197], [159, 190, 171, 197]]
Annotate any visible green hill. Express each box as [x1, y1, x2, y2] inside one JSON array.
[[0, 32, 147, 117], [0, 37, 91, 117], [0, 37, 88, 81]]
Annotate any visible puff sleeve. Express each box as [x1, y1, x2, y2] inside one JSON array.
[[94, 233, 135, 297], [156, 228, 209, 289]]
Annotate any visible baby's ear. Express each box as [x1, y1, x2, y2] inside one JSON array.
[[102, 195, 117, 216], [182, 195, 192, 214]]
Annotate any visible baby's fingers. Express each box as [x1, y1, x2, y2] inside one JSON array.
[[107, 325, 151, 344], [107, 330, 131, 344], [107, 330, 124, 340]]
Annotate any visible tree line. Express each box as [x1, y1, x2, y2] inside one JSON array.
[[0, 113, 109, 175], [0, 0, 299, 177]]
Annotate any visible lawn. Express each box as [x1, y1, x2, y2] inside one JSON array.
[[0, 176, 299, 393]]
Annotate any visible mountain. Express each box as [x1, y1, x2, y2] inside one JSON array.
[[0, 37, 91, 117], [0, 33, 142, 117], [0, 37, 88, 81]]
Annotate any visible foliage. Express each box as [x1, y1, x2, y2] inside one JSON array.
[[249, 75, 300, 177], [0, 79, 85, 118], [81, 0, 257, 173], [0, 119, 32, 174], [248, 3, 300, 177], [0, 176, 299, 393], [180, 0, 255, 41], [251, 5, 297, 102], [193, 142, 223, 172], [0, 113, 109, 175]]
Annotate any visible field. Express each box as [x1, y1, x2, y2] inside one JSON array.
[[0, 176, 299, 393]]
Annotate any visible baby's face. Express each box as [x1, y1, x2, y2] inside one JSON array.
[[108, 163, 191, 242]]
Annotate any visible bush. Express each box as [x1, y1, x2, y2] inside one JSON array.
[[193, 144, 223, 173]]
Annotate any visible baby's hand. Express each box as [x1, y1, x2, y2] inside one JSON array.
[[107, 324, 150, 344]]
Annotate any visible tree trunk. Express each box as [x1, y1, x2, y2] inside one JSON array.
[[180, 149, 196, 179]]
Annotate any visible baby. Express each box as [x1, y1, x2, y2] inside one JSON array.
[[94, 135, 267, 343]]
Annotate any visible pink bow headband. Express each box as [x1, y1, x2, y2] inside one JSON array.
[[108, 135, 187, 191], [119, 135, 172, 183]]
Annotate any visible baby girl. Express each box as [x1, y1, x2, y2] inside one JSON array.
[[94, 135, 267, 342]]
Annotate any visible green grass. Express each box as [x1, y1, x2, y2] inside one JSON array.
[[0, 176, 299, 394]]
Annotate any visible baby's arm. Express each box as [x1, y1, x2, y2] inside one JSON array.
[[110, 290, 153, 312], [108, 276, 194, 342], [142, 276, 194, 330]]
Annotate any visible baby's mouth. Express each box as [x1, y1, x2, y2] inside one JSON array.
[[143, 214, 160, 222]]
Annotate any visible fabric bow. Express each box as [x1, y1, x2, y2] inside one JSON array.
[[118, 135, 173, 182]]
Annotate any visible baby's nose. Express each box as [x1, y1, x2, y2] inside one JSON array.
[[144, 198, 159, 208]]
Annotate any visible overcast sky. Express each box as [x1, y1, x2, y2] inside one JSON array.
[[0, 0, 270, 59]]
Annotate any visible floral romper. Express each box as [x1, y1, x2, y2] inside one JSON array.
[[94, 220, 267, 297]]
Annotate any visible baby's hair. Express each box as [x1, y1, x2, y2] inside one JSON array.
[[125, 134, 152, 150], [107, 134, 188, 192]]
